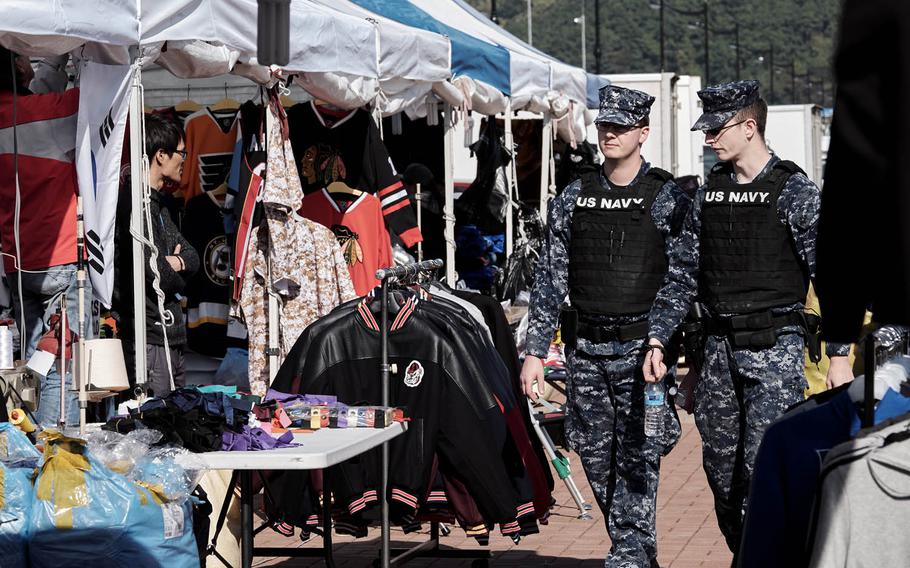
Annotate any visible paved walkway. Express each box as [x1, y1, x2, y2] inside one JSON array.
[[255, 414, 732, 567]]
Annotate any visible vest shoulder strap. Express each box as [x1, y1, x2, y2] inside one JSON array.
[[645, 167, 674, 184], [765, 160, 807, 192], [579, 171, 602, 194]]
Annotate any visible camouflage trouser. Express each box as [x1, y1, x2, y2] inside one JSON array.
[[693, 331, 806, 554], [565, 348, 682, 568]]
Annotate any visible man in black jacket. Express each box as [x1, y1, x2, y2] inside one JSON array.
[[816, 0, 910, 341], [115, 114, 199, 396]]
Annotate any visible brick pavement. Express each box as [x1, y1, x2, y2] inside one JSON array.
[[254, 413, 732, 568]]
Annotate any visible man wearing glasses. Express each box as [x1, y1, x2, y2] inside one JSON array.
[[115, 114, 199, 397], [522, 85, 690, 568], [642, 80, 851, 559]]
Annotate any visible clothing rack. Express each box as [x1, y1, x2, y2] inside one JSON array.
[[375, 259, 491, 568], [862, 326, 910, 427]]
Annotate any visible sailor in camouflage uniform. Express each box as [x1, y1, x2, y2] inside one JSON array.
[[642, 80, 852, 558], [522, 85, 689, 568]]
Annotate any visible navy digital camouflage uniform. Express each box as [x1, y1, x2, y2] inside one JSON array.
[[647, 80, 851, 554], [526, 86, 688, 568]]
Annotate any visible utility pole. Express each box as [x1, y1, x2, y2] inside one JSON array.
[[527, 0, 532, 45], [769, 44, 775, 104], [791, 61, 796, 104], [734, 23, 740, 80], [658, 0, 665, 71], [594, 0, 602, 73], [703, 1, 710, 87]]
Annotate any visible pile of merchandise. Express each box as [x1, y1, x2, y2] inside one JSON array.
[[0, 422, 201, 568]]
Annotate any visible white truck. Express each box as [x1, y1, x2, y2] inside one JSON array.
[[764, 104, 826, 185]]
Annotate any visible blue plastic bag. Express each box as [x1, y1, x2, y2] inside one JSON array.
[[28, 431, 199, 568], [0, 423, 40, 568]]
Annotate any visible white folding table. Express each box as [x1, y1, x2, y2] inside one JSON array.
[[178, 423, 406, 568]]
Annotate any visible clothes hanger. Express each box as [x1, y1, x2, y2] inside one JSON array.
[[209, 83, 241, 111], [326, 180, 363, 198], [206, 182, 228, 207], [175, 85, 201, 112]]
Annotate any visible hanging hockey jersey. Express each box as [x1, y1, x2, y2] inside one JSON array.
[[299, 189, 392, 296], [183, 193, 247, 357], [286, 102, 422, 247], [179, 107, 239, 203], [0, 89, 80, 272]]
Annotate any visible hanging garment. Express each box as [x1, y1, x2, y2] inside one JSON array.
[[183, 193, 236, 357], [808, 415, 910, 568], [0, 89, 79, 272], [179, 107, 239, 203], [741, 386, 910, 568], [287, 102, 422, 247], [300, 189, 392, 296], [456, 118, 511, 234], [271, 289, 550, 539], [240, 101, 355, 387], [271, 295, 521, 525]]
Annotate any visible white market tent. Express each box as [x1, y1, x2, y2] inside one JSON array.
[[0, 4, 594, 563], [0, 0, 591, 372]]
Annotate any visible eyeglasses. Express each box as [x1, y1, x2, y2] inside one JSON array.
[[596, 123, 641, 135], [173, 150, 187, 160], [705, 120, 746, 137]]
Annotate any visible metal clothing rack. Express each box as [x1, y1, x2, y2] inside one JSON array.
[[862, 326, 910, 428], [375, 259, 492, 568]]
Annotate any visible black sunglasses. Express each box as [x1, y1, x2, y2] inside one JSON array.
[[705, 120, 746, 137]]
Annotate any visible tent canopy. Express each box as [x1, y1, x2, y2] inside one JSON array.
[[142, 0, 380, 78], [316, 0, 450, 84], [408, 0, 549, 110], [351, 0, 511, 96], [451, 0, 589, 106], [0, 0, 138, 55]]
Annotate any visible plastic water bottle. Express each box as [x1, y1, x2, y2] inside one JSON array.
[[644, 382, 666, 438]]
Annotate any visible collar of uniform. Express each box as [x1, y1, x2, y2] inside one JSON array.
[[730, 154, 779, 183], [599, 159, 651, 190]]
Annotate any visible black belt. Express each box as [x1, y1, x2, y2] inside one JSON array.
[[704, 310, 805, 336], [577, 320, 649, 343]]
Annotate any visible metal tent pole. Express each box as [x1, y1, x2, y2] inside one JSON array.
[[539, 116, 551, 220], [443, 104, 456, 285], [128, 68, 148, 388], [504, 99, 515, 259]]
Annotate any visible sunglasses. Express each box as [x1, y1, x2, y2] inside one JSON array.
[[705, 120, 747, 137]]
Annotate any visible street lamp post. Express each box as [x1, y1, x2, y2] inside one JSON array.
[[574, 13, 587, 70]]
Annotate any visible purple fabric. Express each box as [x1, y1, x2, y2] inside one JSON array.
[[222, 426, 299, 451], [265, 389, 337, 405]]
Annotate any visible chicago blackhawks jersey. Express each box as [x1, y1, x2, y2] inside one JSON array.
[[179, 108, 239, 203], [287, 102, 422, 247], [299, 189, 392, 296]]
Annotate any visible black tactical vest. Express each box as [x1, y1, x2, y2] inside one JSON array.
[[699, 160, 810, 314], [568, 168, 673, 316]]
